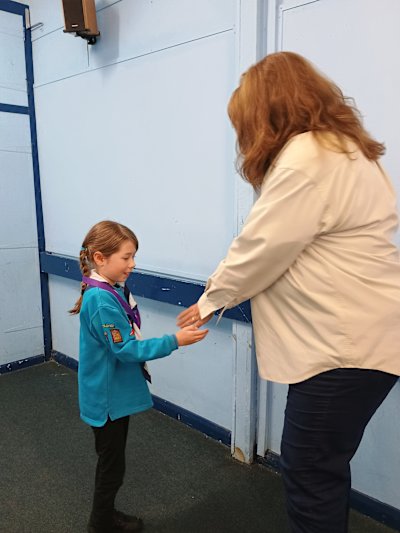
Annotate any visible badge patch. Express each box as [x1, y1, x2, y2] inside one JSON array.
[[110, 329, 123, 343]]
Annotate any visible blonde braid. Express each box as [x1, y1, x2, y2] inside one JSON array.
[[69, 246, 91, 314], [80, 247, 91, 293]]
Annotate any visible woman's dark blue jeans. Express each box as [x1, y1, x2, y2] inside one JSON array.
[[280, 368, 398, 533]]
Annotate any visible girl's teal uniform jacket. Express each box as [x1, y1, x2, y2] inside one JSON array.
[[78, 286, 178, 427]]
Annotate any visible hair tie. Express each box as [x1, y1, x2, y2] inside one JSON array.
[[80, 246, 87, 252]]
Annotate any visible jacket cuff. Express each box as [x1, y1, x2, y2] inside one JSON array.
[[198, 293, 219, 319], [170, 334, 179, 350]]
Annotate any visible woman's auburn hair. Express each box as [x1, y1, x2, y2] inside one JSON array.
[[228, 51, 385, 189], [69, 220, 138, 314]]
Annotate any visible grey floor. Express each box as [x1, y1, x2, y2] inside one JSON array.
[[0, 362, 397, 533]]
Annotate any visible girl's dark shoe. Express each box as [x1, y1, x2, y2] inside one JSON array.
[[87, 511, 143, 533], [113, 510, 144, 531]]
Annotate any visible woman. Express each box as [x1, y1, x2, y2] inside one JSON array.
[[177, 52, 400, 532]]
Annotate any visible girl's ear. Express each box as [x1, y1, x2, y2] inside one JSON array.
[[93, 251, 104, 266]]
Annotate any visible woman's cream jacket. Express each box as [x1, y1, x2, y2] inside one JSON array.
[[198, 132, 400, 383]]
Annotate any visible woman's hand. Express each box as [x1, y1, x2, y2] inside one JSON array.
[[175, 325, 209, 346], [176, 304, 213, 328]]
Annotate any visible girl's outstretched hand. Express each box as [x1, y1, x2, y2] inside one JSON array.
[[176, 303, 213, 328], [175, 325, 209, 346]]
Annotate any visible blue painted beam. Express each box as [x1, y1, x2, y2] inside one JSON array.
[[23, 11, 52, 360], [0, 103, 29, 114], [0, 0, 27, 16], [40, 252, 252, 323]]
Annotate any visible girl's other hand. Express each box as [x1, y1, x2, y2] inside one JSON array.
[[175, 325, 209, 346], [176, 303, 213, 328]]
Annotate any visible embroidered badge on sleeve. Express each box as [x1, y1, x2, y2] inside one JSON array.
[[110, 329, 123, 343]]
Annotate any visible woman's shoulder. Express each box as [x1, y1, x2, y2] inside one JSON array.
[[277, 132, 329, 162], [272, 132, 354, 178]]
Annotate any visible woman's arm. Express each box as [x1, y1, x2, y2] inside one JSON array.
[[179, 168, 327, 325]]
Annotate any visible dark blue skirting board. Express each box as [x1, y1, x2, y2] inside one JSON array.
[[0, 354, 45, 374], [152, 395, 231, 446], [258, 451, 400, 531]]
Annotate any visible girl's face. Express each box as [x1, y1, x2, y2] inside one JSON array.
[[94, 240, 137, 285]]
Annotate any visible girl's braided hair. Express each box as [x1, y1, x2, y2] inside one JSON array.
[[69, 220, 138, 314]]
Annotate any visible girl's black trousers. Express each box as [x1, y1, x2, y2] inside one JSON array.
[[89, 416, 130, 530]]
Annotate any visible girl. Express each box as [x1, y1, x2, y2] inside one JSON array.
[[178, 52, 400, 532], [70, 220, 208, 533]]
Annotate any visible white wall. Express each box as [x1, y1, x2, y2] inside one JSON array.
[[31, 0, 237, 280]]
